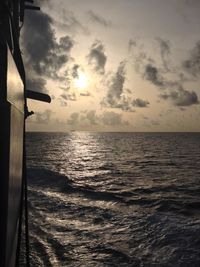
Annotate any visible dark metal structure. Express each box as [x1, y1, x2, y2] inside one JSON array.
[[0, 1, 50, 266]]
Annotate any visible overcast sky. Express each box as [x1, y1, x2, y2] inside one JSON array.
[[25, 0, 200, 132]]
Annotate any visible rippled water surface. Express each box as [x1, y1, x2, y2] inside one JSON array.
[[25, 132, 200, 266]]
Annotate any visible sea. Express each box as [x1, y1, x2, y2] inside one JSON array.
[[24, 132, 200, 267]]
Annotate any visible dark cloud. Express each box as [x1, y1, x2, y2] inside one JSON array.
[[156, 38, 171, 71], [87, 40, 107, 74], [113, 97, 134, 111], [101, 111, 129, 126], [132, 98, 150, 108], [102, 61, 126, 107], [144, 64, 164, 87], [88, 10, 112, 27], [141, 60, 176, 88], [135, 45, 199, 108], [134, 41, 172, 87], [26, 77, 47, 93], [23, 10, 74, 81], [34, 109, 53, 124], [101, 61, 138, 112], [59, 36, 74, 52], [183, 41, 200, 77], [134, 48, 155, 75], [72, 64, 80, 78], [160, 86, 199, 106]]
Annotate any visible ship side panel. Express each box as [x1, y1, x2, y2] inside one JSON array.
[[0, 40, 10, 267], [6, 105, 24, 267], [6, 46, 24, 267], [0, 103, 11, 267], [0, 43, 24, 267]]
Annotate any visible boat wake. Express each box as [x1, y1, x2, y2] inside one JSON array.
[[24, 167, 200, 267]]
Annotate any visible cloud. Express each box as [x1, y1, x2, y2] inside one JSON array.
[[85, 110, 129, 126], [67, 112, 79, 125], [142, 116, 149, 120], [184, 0, 200, 6], [59, 100, 68, 107], [66, 110, 129, 128], [156, 38, 171, 70], [102, 61, 126, 107], [54, 9, 90, 35], [128, 39, 137, 52], [87, 40, 107, 74], [133, 41, 172, 87], [23, 10, 74, 81], [143, 60, 183, 89], [84, 110, 129, 126], [101, 111, 129, 126], [72, 64, 80, 78], [151, 120, 160, 126], [86, 110, 98, 125], [132, 98, 150, 108], [34, 109, 53, 124], [102, 61, 144, 111], [135, 45, 199, 108], [60, 93, 76, 101], [143, 64, 164, 87], [160, 86, 199, 106], [58, 92, 77, 107], [26, 77, 47, 93], [183, 41, 200, 77], [80, 92, 90, 97], [88, 10, 112, 27], [39, 0, 89, 34]]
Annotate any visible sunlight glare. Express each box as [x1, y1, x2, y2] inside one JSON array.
[[74, 71, 88, 90]]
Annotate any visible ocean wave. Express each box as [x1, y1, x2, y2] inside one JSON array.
[[24, 132, 200, 266]]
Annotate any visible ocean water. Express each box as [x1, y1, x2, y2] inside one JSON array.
[[25, 132, 200, 267]]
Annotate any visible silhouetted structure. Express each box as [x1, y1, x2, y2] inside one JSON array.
[[0, 1, 50, 266]]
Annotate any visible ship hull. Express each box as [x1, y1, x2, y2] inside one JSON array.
[[0, 41, 24, 267]]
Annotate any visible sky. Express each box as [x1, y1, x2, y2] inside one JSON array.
[[24, 0, 200, 132]]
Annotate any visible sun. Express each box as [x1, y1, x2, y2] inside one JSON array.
[[74, 71, 88, 90]]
